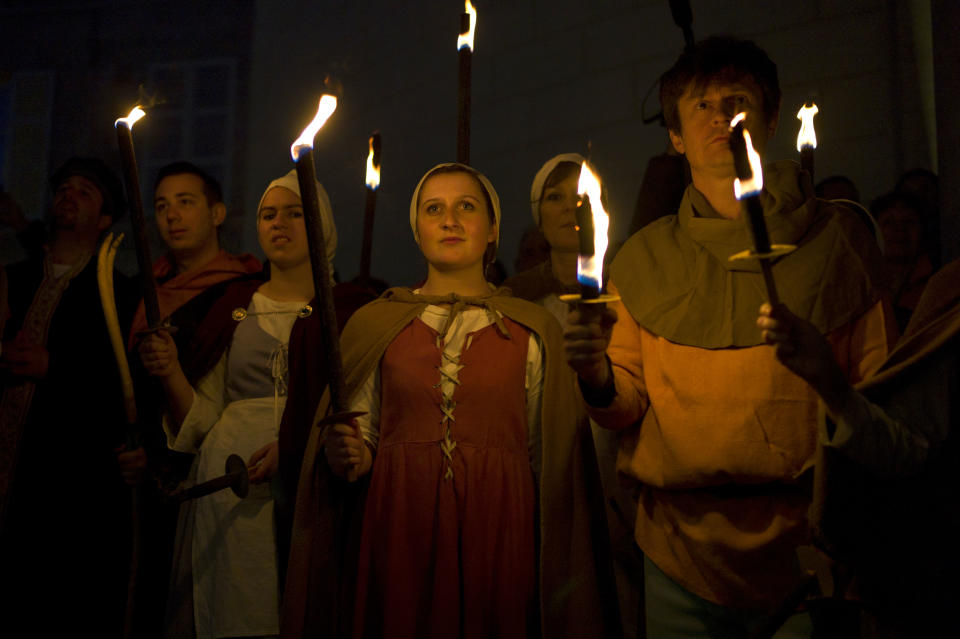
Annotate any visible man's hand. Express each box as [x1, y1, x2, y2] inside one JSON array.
[[324, 419, 370, 480], [247, 441, 279, 484], [116, 444, 147, 486], [563, 304, 618, 389], [757, 303, 852, 411], [138, 330, 180, 379], [1, 336, 50, 379]]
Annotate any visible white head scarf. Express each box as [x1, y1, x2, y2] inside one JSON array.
[[408, 163, 501, 250], [529, 153, 585, 226], [258, 169, 337, 273]]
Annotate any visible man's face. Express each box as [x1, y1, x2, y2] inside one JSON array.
[[154, 173, 224, 256], [52, 175, 108, 236], [669, 77, 777, 182]]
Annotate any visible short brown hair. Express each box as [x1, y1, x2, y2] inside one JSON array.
[[659, 36, 781, 133]]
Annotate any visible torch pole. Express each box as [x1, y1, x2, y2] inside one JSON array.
[[115, 123, 161, 327], [293, 149, 347, 413], [800, 146, 815, 183], [729, 119, 781, 305], [743, 197, 780, 305], [456, 12, 472, 164], [359, 188, 377, 282]]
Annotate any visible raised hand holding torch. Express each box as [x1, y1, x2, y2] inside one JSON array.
[[560, 159, 619, 398], [727, 112, 796, 305]]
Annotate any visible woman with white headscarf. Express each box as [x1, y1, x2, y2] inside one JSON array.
[[139, 170, 343, 639], [503, 153, 585, 324], [283, 163, 620, 639]]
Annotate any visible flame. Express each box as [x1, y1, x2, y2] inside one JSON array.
[[290, 95, 338, 161], [115, 106, 146, 130], [365, 136, 381, 190], [731, 113, 764, 199], [576, 160, 610, 289], [796, 102, 819, 151], [457, 0, 477, 51]]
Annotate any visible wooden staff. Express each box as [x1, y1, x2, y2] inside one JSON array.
[[96, 232, 139, 639]]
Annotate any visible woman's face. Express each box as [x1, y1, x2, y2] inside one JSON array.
[[539, 173, 580, 253], [258, 187, 308, 269], [416, 171, 496, 273]]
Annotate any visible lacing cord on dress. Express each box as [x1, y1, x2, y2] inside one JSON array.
[[269, 342, 289, 431], [430, 293, 511, 342]]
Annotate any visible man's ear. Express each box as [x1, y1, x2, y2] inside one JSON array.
[[97, 214, 113, 232], [211, 202, 227, 227], [668, 128, 685, 155]]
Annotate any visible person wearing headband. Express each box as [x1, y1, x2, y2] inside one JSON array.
[[283, 163, 620, 639]]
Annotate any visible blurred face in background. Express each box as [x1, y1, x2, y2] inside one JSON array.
[[877, 203, 922, 263], [539, 172, 580, 254]]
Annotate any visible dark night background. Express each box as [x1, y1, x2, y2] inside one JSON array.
[[1, 0, 957, 285]]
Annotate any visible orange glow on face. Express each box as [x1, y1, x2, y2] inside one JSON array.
[[115, 106, 146, 130], [576, 160, 609, 287], [796, 103, 819, 151], [290, 95, 338, 161], [365, 136, 381, 189], [457, 0, 477, 51], [731, 112, 764, 198]]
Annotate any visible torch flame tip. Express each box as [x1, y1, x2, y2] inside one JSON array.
[[796, 103, 819, 151], [575, 160, 609, 291], [115, 105, 146, 129], [365, 134, 381, 189], [290, 95, 338, 161], [457, 0, 477, 51]]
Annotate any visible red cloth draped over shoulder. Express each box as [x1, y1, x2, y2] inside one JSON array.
[[127, 250, 261, 350]]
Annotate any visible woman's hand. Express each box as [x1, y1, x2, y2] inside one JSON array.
[[138, 329, 181, 379], [324, 419, 371, 480], [247, 441, 279, 484]]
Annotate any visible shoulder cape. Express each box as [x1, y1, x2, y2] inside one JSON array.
[[612, 161, 885, 348], [282, 287, 620, 639]]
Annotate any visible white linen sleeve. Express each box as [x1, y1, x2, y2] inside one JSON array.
[[164, 352, 228, 453], [525, 332, 544, 477], [352, 364, 382, 451]]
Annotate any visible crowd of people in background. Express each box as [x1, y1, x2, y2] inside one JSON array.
[[0, 34, 957, 639]]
